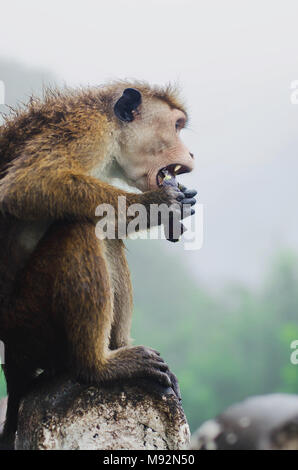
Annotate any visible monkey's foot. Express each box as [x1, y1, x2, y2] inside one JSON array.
[[122, 346, 181, 401], [75, 346, 181, 401], [126, 346, 181, 400]]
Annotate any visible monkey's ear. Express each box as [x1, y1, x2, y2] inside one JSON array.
[[114, 88, 142, 122]]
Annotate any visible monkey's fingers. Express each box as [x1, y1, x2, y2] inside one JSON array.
[[150, 361, 169, 372], [167, 370, 182, 401], [178, 186, 198, 199], [146, 347, 161, 356], [183, 189, 198, 199], [180, 197, 196, 207], [144, 368, 172, 388], [178, 183, 198, 197]]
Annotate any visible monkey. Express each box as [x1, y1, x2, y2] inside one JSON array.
[[0, 81, 197, 448]]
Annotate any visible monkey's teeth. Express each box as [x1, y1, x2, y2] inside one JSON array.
[[174, 165, 182, 174]]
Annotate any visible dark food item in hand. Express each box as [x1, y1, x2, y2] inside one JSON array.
[[158, 166, 197, 243]]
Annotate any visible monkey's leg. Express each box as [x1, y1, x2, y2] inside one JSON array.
[[44, 221, 175, 391], [103, 239, 133, 350], [100, 240, 181, 398], [104, 239, 181, 399]]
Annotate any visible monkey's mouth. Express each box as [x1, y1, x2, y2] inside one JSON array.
[[156, 164, 190, 187]]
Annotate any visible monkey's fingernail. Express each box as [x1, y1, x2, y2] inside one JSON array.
[[184, 189, 197, 198]]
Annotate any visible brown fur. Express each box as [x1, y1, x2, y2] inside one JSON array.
[[0, 81, 191, 448]]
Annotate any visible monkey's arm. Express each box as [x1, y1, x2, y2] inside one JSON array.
[[0, 164, 178, 225]]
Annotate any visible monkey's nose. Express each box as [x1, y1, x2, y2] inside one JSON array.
[[189, 152, 194, 159]]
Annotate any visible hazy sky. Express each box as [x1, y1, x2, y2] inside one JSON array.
[[0, 0, 298, 286]]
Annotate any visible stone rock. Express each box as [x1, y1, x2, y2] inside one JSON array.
[[16, 376, 190, 450]]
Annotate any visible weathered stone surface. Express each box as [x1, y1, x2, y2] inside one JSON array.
[[191, 393, 298, 450], [15, 376, 190, 450]]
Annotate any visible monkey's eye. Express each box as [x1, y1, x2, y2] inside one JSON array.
[[175, 118, 184, 132]]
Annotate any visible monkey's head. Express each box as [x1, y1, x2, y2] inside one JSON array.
[[112, 86, 194, 191]]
